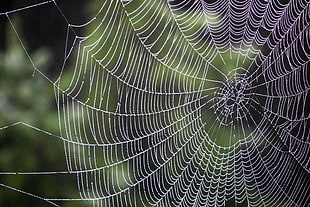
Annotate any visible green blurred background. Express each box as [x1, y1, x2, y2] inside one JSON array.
[[0, 0, 98, 206]]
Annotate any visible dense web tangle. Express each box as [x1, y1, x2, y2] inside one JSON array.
[[0, 0, 309, 206]]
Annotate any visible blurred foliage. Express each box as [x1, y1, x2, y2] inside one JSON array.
[[0, 18, 55, 128], [0, 3, 93, 207], [0, 16, 66, 206]]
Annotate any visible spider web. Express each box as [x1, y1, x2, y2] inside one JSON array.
[[0, 0, 310, 206]]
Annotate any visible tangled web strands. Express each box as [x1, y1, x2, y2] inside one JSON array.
[[4, 0, 309, 206]]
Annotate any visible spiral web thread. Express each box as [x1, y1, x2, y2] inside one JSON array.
[[0, 0, 309, 206]]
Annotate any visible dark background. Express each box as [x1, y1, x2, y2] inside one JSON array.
[[0, 0, 95, 206]]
